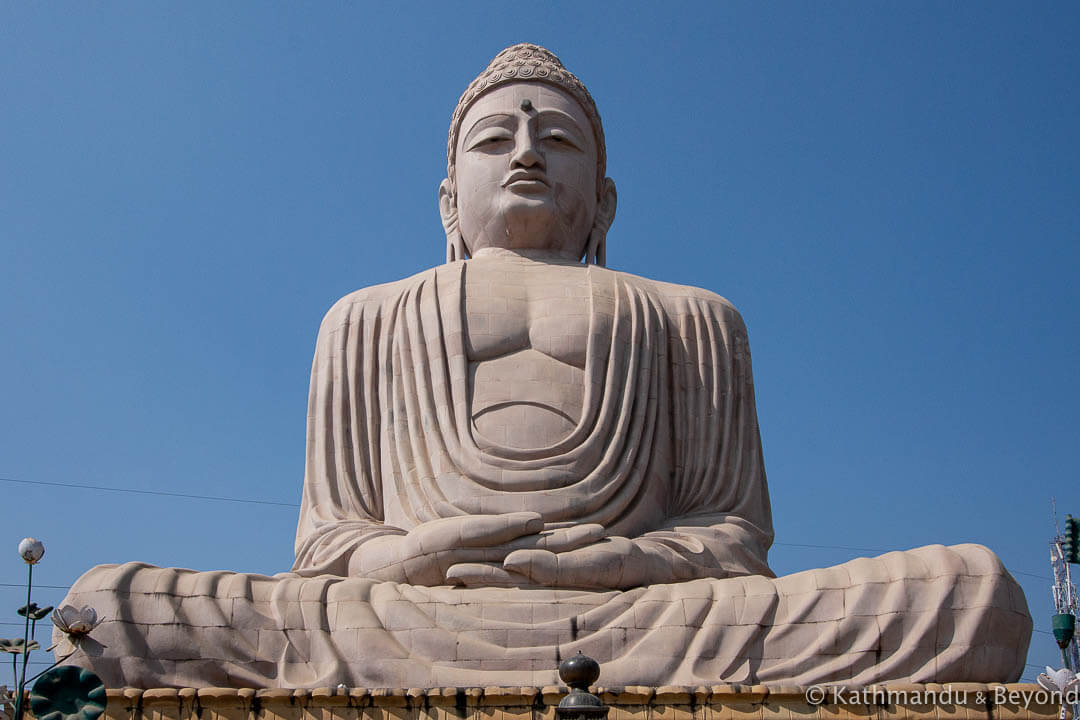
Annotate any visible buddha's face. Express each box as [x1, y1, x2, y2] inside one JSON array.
[[451, 82, 599, 259]]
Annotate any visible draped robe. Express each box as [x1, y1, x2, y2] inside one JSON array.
[[57, 261, 1031, 689], [294, 261, 773, 581]]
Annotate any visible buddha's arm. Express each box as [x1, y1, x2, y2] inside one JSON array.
[[291, 289, 402, 577], [650, 291, 774, 576]]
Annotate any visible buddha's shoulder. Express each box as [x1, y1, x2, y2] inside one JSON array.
[[602, 267, 747, 329], [318, 266, 447, 328]]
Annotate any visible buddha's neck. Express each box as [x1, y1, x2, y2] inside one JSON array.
[[470, 247, 582, 263]]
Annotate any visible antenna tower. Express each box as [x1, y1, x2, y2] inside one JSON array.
[[1050, 500, 1080, 671]]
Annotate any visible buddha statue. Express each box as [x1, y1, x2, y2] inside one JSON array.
[[58, 44, 1031, 689]]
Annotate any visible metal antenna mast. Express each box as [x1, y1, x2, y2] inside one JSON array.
[[1050, 499, 1080, 671]]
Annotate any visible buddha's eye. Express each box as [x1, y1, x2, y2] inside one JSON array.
[[468, 131, 513, 151], [541, 131, 581, 151]]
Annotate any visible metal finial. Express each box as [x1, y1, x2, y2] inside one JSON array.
[[555, 652, 608, 720]]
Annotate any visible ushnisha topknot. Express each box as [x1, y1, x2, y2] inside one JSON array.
[[447, 43, 606, 192]]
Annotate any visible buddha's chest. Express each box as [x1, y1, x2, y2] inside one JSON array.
[[461, 259, 594, 450], [462, 261, 591, 367]]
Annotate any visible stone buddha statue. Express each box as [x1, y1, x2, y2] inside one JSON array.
[[59, 44, 1031, 689]]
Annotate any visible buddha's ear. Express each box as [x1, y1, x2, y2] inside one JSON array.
[[439, 178, 467, 263], [586, 178, 617, 266]]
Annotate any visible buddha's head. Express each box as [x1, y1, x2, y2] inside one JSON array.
[[440, 44, 618, 264]]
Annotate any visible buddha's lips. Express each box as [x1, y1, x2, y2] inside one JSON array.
[[503, 171, 549, 188]]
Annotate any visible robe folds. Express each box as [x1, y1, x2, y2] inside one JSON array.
[[294, 261, 774, 581], [57, 261, 1031, 688]]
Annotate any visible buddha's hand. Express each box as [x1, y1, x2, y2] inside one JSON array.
[[501, 536, 681, 590], [348, 512, 606, 587]]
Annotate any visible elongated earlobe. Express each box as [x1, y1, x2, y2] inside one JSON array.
[[585, 231, 605, 267], [447, 234, 467, 263], [439, 178, 467, 263], [586, 178, 617, 266]]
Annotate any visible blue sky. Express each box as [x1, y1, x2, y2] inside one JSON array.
[[2, 2, 1078, 683]]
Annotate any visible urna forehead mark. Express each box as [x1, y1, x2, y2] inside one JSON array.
[[447, 43, 607, 184], [457, 83, 595, 156]]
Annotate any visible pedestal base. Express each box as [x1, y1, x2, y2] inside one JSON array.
[[91, 684, 1063, 720]]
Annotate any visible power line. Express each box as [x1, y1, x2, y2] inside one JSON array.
[[0, 476, 298, 508], [774, 542, 887, 553], [0, 477, 1058, 584], [1013, 570, 1054, 581]]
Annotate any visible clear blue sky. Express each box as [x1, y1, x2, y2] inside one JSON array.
[[2, 2, 1078, 683]]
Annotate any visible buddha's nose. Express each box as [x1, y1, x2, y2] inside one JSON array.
[[511, 130, 544, 169]]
